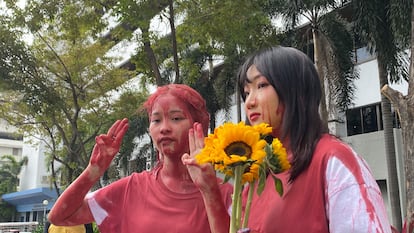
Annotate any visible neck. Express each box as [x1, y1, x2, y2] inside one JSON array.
[[159, 156, 197, 194]]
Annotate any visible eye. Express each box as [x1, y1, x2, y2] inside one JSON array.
[[171, 114, 186, 121], [150, 118, 161, 124], [258, 82, 269, 89]]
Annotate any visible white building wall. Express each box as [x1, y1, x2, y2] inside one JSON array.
[[353, 59, 408, 107], [19, 136, 50, 191]]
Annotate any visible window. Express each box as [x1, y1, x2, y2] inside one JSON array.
[[346, 108, 362, 136], [346, 103, 400, 136], [33, 211, 38, 221], [361, 105, 378, 133], [354, 47, 376, 64]]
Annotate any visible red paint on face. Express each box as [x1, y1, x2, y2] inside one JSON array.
[[149, 94, 194, 159], [244, 65, 284, 136]]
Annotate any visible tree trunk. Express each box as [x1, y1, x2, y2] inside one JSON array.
[[168, 0, 180, 84], [382, 0, 414, 230], [312, 29, 329, 129], [377, 58, 403, 231], [142, 26, 163, 86]]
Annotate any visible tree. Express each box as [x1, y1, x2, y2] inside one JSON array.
[[0, 1, 136, 188], [112, 0, 281, 131], [381, 0, 414, 231], [353, 0, 412, 230], [113, 0, 170, 86], [175, 0, 280, 129], [0, 155, 28, 221], [264, 0, 357, 130], [106, 89, 153, 179], [0, 155, 28, 193]]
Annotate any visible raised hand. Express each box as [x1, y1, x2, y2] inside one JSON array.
[[89, 118, 129, 179], [182, 122, 217, 192]]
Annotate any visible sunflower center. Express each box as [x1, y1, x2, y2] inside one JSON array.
[[225, 141, 252, 158]]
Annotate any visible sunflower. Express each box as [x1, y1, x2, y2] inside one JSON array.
[[253, 123, 273, 136], [271, 138, 291, 172], [196, 121, 290, 233], [196, 122, 267, 183]]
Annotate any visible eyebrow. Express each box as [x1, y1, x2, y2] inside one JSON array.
[[246, 73, 264, 83], [150, 109, 185, 116]]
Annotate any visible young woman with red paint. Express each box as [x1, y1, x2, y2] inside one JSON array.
[[235, 46, 392, 233], [48, 84, 233, 233], [184, 46, 393, 233]]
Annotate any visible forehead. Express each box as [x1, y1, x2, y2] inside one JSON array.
[[150, 94, 190, 115], [245, 65, 267, 84]]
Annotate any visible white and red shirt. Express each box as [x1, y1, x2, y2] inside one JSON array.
[[243, 134, 392, 233]]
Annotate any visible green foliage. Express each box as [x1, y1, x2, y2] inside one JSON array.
[[0, 155, 28, 193], [263, 0, 358, 115], [353, 0, 410, 83], [0, 155, 26, 221], [33, 224, 44, 233], [175, 0, 280, 126], [318, 12, 357, 111], [0, 18, 36, 92], [104, 90, 152, 179], [1, 0, 284, 198], [0, 202, 16, 222], [0, 1, 136, 186]]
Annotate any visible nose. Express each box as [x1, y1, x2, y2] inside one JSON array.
[[245, 92, 257, 110], [160, 120, 172, 134]]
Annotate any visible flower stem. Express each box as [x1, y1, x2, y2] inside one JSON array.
[[230, 165, 243, 233], [242, 181, 255, 228]]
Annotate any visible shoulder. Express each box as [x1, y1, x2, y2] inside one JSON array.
[[313, 134, 358, 165], [87, 172, 153, 199], [316, 134, 353, 155]]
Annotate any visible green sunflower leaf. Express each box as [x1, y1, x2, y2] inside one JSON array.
[[257, 167, 267, 195], [223, 174, 232, 183], [272, 175, 284, 196]]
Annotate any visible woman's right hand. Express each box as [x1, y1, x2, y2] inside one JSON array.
[[89, 118, 129, 179]]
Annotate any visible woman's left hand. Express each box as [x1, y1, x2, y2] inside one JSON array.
[[182, 122, 217, 192]]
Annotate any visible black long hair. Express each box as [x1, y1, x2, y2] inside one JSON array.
[[238, 46, 328, 182]]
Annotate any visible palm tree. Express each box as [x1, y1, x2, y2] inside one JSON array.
[[0, 155, 28, 193], [0, 155, 27, 221], [177, 0, 280, 128], [353, 0, 411, 230], [264, 0, 357, 131]]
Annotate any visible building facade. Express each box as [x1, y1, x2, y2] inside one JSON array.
[[1, 129, 57, 224]]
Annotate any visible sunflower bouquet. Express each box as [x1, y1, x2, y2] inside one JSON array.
[[196, 122, 291, 233]]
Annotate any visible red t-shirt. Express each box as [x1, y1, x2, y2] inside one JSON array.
[[86, 170, 233, 233], [243, 134, 391, 233]]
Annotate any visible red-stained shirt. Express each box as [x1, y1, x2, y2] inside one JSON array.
[[243, 134, 391, 233], [86, 170, 233, 233]]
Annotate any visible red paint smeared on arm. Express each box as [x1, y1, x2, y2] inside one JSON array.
[[48, 119, 129, 226]]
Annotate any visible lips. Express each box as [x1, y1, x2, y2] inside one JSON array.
[[158, 137, 174, 144], [249, 113, 261, 122]]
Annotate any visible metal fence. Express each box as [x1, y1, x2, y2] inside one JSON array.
[[0, 222, 39, 233]]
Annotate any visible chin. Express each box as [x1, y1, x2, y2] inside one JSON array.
[[250, 120, 264, 126]]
